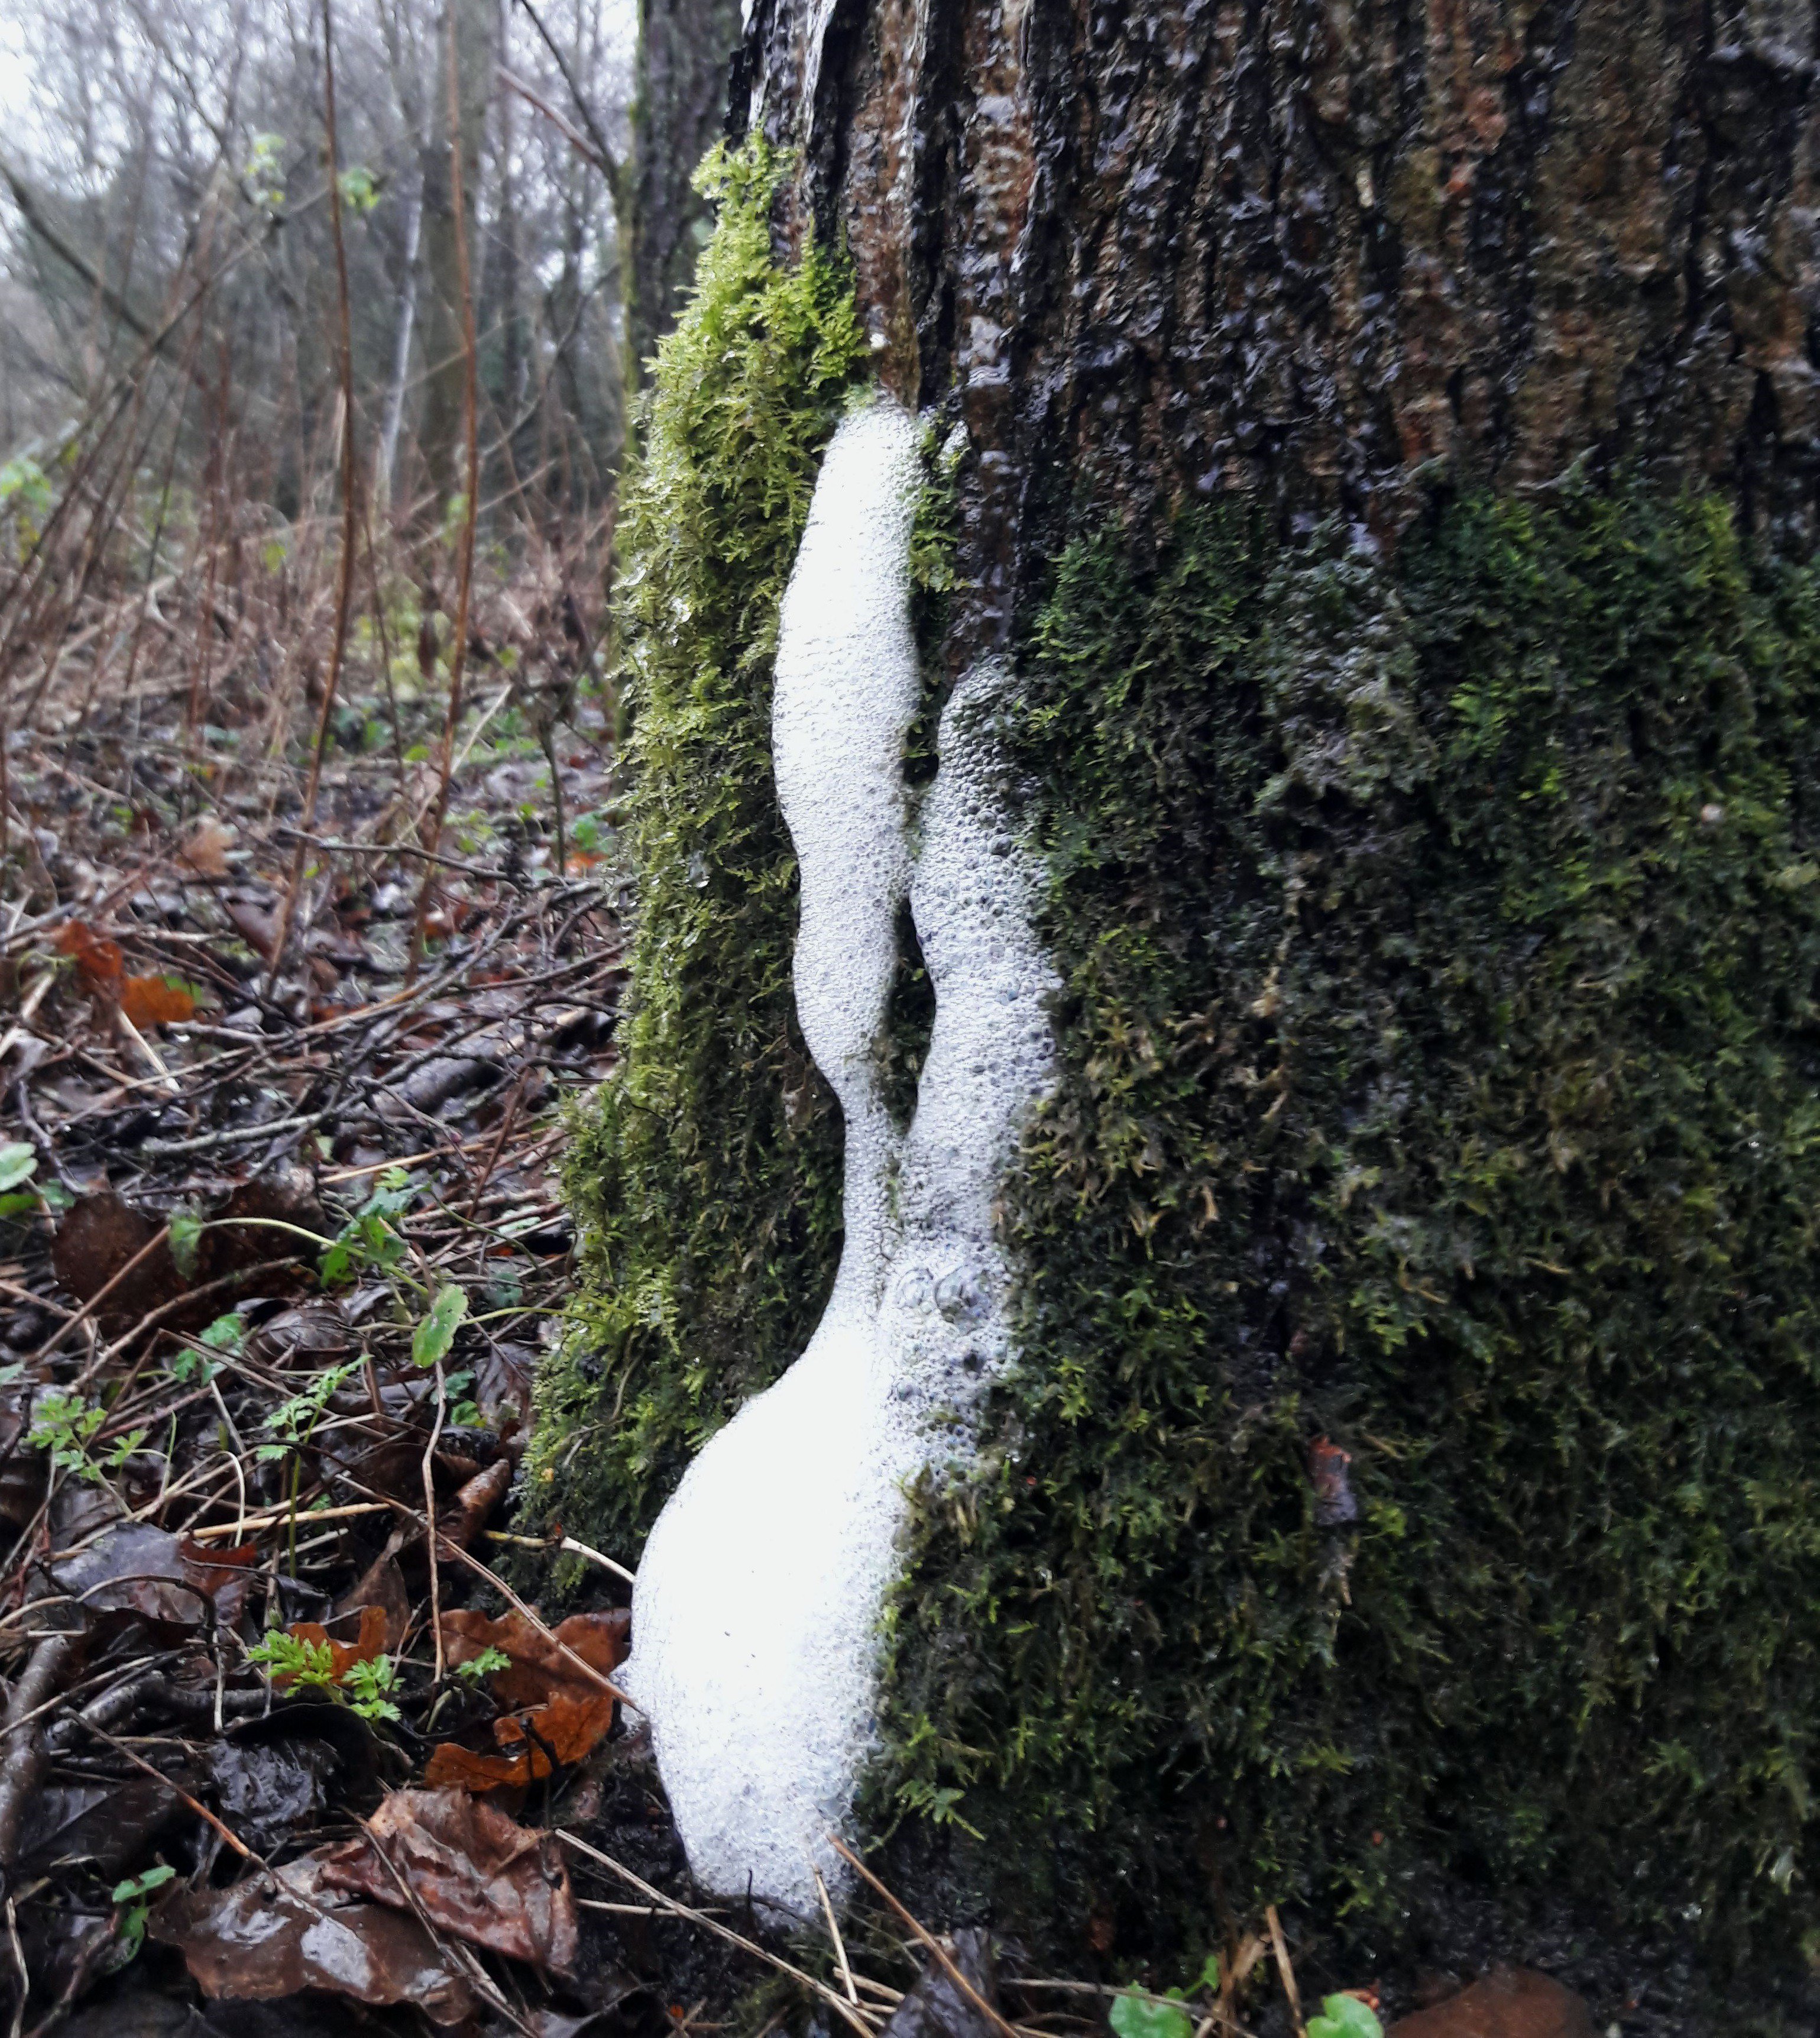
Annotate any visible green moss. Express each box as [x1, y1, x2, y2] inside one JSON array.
[[876, 488, 1820, 1957], [526, 140, 866, 1554]]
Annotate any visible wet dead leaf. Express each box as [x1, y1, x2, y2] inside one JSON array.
[[334, 1552, 410, 1650], [424, 1607, 626, 1791], [423, 1687, 616, 1793], [46, 1523, 259, 1636], [180, 817, 237, 878], [439, 1606, 629, 1709], [54, 921, 124, 992], [207, 1737, 340, 1857], [224, 900, 280, 961], [318, 1786, 579, 1975], [51, 1189, 177, 1328], [119, 975, 199, 1028], [151, 1854, 475, 2024], [14, 1774, 182, 1878]]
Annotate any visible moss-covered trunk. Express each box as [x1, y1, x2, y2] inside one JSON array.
[[536, 0, 1820, 1977]]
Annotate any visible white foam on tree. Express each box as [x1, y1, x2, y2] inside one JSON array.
[[619, 394, 1058, 1919]]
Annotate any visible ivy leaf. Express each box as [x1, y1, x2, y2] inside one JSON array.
[[1108, 1991, 1191, 2038], [1308, 1998, 1383, 2038], [0, 1143, 37, 1191], [412, 1284, 468, 1369], [169, 1208, 203, 1281]]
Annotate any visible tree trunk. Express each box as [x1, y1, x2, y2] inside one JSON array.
[[624, 0, 743, 380], [743, 0, 1818, 651], [417, 0, 493, 517], [539, 0, 1820, 1987]]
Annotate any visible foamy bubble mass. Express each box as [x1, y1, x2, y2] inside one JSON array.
[[618, 395, 1058, 1917]]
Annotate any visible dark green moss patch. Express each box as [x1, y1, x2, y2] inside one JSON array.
[[877, 488, 1820, 1959], [527, 141, 865, 1557]]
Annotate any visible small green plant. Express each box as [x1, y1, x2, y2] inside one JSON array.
[[257, 1360, 360, 1463], [30, 1392, 143, 1483], [111, 1864, 177, 1958], [1308, 1997, 1382, 2038], [245, 132, 286, 210], [246, 1629, 340, 1691], [321, 1167, 413, 1285], [412, 1283, 468, 1368], [454, 1644, 511, 1683], [247, 1632, 401, 1721], [1108, 1956, 1220, 2038], [169, 1206, 203, 1279], [341, 1654, 401, 1722], [170, 1311, 245, 1385], [0, 1141, 37, 1191]]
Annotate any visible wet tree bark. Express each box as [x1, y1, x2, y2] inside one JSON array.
[[734, 0, 1820, 642], [626, 0, 746, 380]]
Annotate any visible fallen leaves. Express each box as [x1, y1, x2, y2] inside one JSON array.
[[151, 1853, 477, 2024], [46, 1523, 259, 1638], [424, 1607, 628, 1791], [179, 816, 236, 877], [53, 921, 200, 1025], [320, 1787, 579, 1975]]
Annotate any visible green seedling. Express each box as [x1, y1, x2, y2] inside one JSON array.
[[247, 1631, 402, 1722], [454, 1645, 511, 1683], [320, 1167, 414, 1286], [1108, 1956, 1220, 2038], [111, 1863, 177, 1959], [29, 1392, 144, 1483], [1308, 1997, 1383, 2038], [413, 1283, 468, 1369]]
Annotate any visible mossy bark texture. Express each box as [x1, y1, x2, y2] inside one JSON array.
[[543, 0, 1820, 1969]]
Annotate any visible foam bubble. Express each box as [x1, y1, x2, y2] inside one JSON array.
[[621, 396, 1057, 1918]]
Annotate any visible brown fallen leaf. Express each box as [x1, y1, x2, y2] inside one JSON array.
[[318, 1786, 579, 1975], [151, 1855, 475, 2025], [46, 1525, 260, 1638], [224, 898, 280, 960], [54, 921, 124, 992], [440, 1606, 629, 1709], [51, 1189, 179, 1330], [334, 1553, 411, 1650], [119, 975, 199, 1028], [180, 816, 236, 878], [423, 1688, 617, 1794]]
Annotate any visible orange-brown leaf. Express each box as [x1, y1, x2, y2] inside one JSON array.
[[494, 1689, 615, 1767], [280, 1603, 388, 1684], [120, 975, 198, 1027], [438, 1606, 628, 1710], [423, 1741, 538, 1792], [54, 920, 123, 990], [180, 817, 235, 878]]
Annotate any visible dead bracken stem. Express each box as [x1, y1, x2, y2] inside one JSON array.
[[1264, 1906, 1304, 2038], [265, 0, 362, 1001], [409, 8, 483, 988]]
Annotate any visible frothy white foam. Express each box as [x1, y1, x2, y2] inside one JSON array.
[[621, 396, 1058, 1918]]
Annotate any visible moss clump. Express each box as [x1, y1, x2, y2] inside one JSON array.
[[527, 141, 866, 1552], [877, 489, 1820, 1957]]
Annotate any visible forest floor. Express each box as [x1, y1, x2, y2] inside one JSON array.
[[0, 526, 1803, 2038]]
